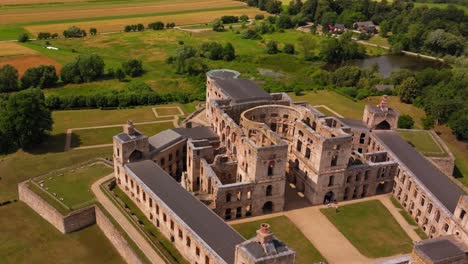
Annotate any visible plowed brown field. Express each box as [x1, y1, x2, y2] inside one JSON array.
[[0, 55, 62, 76]]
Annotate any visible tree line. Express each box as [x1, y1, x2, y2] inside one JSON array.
[[0, 56, 144, 92]]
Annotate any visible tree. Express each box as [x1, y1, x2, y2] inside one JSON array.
[[242, 29, 261, 39], [18, 33, 29, 43], [124, 25, 132, 32], [424, 29, 464, 56], [277, 14, 293, 29], [38, 32, 51, 40], [333, 66, 361, 87], [299, 35, 317, 61], [174, 45, 197, 74], [166, 22, 176, 29], [223, 42, 236, 61], [0, 88, 52, 152], [21, 65, 58, 89], [90, 28, 97, 35], [148, 21, 164, 30], [122, 59, 144, 77], [421, 115, 435, 130], [201, 42, 224, 60], [240, 14, 249, 22], [448, 109, 468, 140], [212, 19, 224, 32], [284, 43, 295, 54], [116, 68, 126, 82], [185, 57, 208, 76], [63, 26, 86, 38], [266, 41, 279, 54], [266, 0, 282, 14], [397, 114, 414, 129], [0, 64, 19, 92], [397, 77, 420, 103], [61, 54, 105, 84], [137, 24, 145, 31]]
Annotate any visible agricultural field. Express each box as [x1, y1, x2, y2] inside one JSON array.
[[0, 0, 265, 40]]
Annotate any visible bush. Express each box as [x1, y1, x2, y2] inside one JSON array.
[[240, 14, 249, 22], [124, 25, 132, 32], [422, 116, 435, 130], [122, 59, 144, 77], [242, 29, 261, 39], [220, 15, 239, 24], [283, 43, 295, 54], [136, 24, 145, 31], [266, 41, 279, 54], [90, 28, 97, 35], [148, 21, 164, 30], [38, 32, 51, 40], [255, 14, 265, 20], [397, 114, 414, 129], [21, 65, 58, 89], [212, 19, 224, 32], [0, 64, 19, 92], [166, 22, 176, 29], [61, 54, 105, 84], [115, 68, 126, 82], [18, 33, 29, 43], [63, 26, 86, 38]]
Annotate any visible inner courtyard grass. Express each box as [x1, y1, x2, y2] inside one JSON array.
[[321, 200, 413, 258], [154, 107, 182, 116], [232, 216, 326, 264], [32, 162, 112, 209], [0, 202, 125, 264], [135, 121, 174, 136], [398, 130, 447, 157]]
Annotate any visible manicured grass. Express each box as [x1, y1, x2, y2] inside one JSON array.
[[321, 200, 413, 258], [314, 106, 341, 117], [0, 202, 125, 264], [32, 162, 112, 209], [290, 91, 427, 129], [112, 186, 188, 264], [28, 182, 70, 215], [398, 130, 447, 157], [233, 216, 326, 264], [367, 35, 390, 47], [154, 107, 182, 116], [72, 126, 123, 147], [390, 197, 428, 240], [135, 121, 174, 136]]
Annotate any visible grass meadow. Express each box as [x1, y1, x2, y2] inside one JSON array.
[[321, 200, 413, 258]]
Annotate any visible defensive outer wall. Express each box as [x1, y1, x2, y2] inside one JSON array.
[[18, 181, 144, 264]]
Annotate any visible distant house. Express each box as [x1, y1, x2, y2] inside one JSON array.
[[353, 21, 377, 34], [374, 84, 395, 92], [327, 23, 346, 34]]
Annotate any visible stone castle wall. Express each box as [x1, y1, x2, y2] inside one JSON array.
[[18, 181, 95, 233], [95, 206, 144, 264]]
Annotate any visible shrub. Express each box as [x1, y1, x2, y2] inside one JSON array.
[[90, 28, 97, 35], [220, 15, 239, 24], [21, 65, 58, 89], [283, 43, 295, 54], [38, 32, 51, 40], [124, 25, 132, 32], [136, 24, 145, 31], [422, 116, 435, 130], [63, 26, 86, 38], [116, 69, 126, 82], [18, 33, 29, 43], [240, 14, 249, 22], [148, 21, 164, 30], [122, 59, 144, 77], [212, 19, 224, 32], [266, 41, 279, 54], [255, 14, 265, 20], [166, 22, 176, 29], [242, 29, 261, 39], [397, 114, 414, 129], [0, 64, 19, 92]]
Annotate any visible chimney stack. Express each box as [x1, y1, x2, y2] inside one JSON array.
[[256, 223, 274, 245], [124, 120, 135, 135]]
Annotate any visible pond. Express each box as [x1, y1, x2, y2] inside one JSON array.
[[327, 54, 446, 77]]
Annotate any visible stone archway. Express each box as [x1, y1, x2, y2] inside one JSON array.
[[375, 120, 391, 130], [323, 191, 334, 204], [128, 150, 143, 162], [262, 201, 274, 214]]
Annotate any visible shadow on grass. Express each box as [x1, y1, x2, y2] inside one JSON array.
[[453, 165, 464, 179], [24, 133, 81, 154]]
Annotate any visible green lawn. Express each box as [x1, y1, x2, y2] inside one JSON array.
[[321, 200, 413, 258], [398, 130, 447, 157], [32, 162, 113, 210], [367, 35, 390, 47], [314, 105, 341, 117], [233, 216, 326, 264], [0, 202, 125, 264], [390, 197, 428, 240], [135, 121, 174, 136], [290, 91, 427, 129], [154, 107, 182, 116]]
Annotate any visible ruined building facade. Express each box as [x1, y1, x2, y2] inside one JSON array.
[[112, 69, 468, 263]]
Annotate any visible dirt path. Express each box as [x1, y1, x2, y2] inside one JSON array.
[[91, 174, 165, 264], [230, 194, 416, 264]]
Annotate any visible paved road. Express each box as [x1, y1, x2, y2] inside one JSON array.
[[91, 174, 164, 264]]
